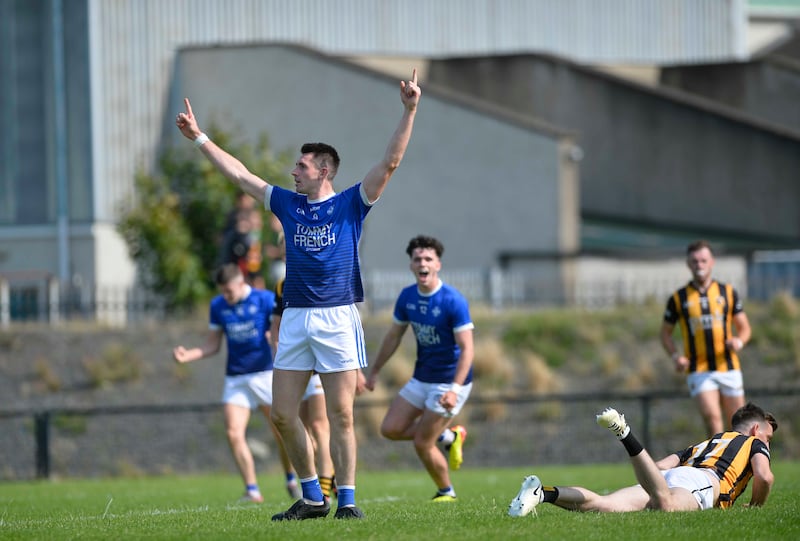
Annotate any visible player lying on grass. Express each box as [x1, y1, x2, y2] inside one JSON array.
[[509, 402, 776, 516]]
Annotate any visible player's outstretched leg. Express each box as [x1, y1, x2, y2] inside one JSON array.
[[508, 475, 543, 517], [596, 407, 629, 438]]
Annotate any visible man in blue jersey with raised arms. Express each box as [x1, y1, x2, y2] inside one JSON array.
[[172, 264, 300, 503], [176, 70, 422, 520], [365, 235, 474, 502]]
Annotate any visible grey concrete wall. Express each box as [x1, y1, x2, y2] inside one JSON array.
[[428, 55, 800, 245], [168, 45, 578, 274], [660, 56, 800, 133]]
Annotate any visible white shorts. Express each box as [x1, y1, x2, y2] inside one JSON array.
[[687, 370, 744, 398], [275, 305, 368, 373], [222, 370, 273, 409], [663, 466, 718, 510], [398, 377, 472, 419], [303, 373, 324, 401]]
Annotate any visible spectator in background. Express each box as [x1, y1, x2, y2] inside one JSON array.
[[222, 191, 257, 239], [660, 240, 752, 436], [220, 208, 253, 274], [244, 210, 265, 289], [263, 213, 286, 285]]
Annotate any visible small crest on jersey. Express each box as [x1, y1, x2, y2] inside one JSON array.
[[432, 306, 441, 317]]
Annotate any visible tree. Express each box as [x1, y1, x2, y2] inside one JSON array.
[[118, 127, 293, 311]]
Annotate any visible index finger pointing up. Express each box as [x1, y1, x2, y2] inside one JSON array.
[[411, 68, 417, 86], [183, 97, 194, 117]]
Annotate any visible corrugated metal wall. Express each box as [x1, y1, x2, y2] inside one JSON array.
[[88, 0, 748, 220]]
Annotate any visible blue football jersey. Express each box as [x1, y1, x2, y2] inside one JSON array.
[[394, 281, 474, 384], [269, 184, 371, 308], [209, 286, 275, 376]]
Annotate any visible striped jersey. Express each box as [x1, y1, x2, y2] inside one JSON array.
[[268, 184, 371, 308], [209, 286, 275, 376], [676, 430, 771, 508], [663, 280, 743, 372], [393, 281, 475, 384]]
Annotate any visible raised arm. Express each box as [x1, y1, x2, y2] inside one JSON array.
[[176, 98, 269, 202], [361, 69, 422, 203]]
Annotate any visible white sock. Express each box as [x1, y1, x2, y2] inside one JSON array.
[[439, 429, 455, 446]]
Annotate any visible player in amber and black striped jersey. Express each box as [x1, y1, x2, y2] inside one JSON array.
[[660, 240, 752, 437], [508, 402, 776, 516]]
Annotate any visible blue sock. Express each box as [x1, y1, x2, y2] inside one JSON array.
[[337, 486, 355, 508], [246, 483, 259, 492], [286, 472, 297, 482], [300, 476, 325, 503]]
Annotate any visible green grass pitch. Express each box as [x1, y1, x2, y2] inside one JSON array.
[[1, 462, 798, 540]]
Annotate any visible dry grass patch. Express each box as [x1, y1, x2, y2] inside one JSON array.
[[82, 343, 143, 388], [472, 337, 514, 387], [520, 352, 563, 394], [621, 355, 658, 391], [34, 357, 62, 392]]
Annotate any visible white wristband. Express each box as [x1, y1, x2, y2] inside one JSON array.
[[733, 337, 743, 350], [193, 133, 210, 147], [450, 383, 463, 394]]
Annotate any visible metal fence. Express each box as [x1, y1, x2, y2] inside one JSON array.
[[3, 253, 800, 325], [1, 388, 797, 481]]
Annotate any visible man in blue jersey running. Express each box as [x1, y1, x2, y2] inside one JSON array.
[[365, 235, 474, 502], [172, 264, 300, 503], [176, 70, 422, 520]]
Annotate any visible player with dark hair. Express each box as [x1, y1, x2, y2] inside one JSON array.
[[176, 70, 421, 520], [509, 402, 776, 516], [172, 264, 300, 503], [660, 240, 752, 436], [365, 235, 474, 502]]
